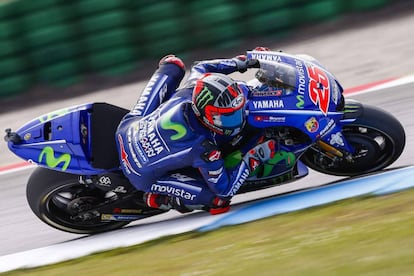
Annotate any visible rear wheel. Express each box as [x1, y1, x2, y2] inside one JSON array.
[[26, 167, 162, 234], [301, 105, 405, 176]]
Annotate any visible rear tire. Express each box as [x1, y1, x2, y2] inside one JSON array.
[[301, 104, 405, 176], [26, 167, 131, 234]]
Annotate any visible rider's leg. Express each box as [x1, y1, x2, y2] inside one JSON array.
[[130, 55, 185, 117], [143, 170, 231, 214]]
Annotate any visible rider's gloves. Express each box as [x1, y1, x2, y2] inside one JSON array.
[[233, 55, 260, 72], [243, 139, 277, 173], [253, 46, 270, 51]]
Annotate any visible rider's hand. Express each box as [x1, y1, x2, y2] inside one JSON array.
[[233, 55, 260, 72], [233, 55, 249, 73], [243, 139, 276, 173], [253, 46, 270, 51]]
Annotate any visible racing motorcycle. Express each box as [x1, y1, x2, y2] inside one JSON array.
[[4, 50, 405, 234]]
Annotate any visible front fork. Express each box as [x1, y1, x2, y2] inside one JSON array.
[[315, 99, 365, 162]]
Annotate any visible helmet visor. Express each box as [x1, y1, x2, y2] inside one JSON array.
[[218, 108, 244, 128], [208, 99, 245, 130]]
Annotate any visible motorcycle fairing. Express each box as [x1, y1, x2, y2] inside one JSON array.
[[7, 103, 128, 175], [246, 50, 355, 153]]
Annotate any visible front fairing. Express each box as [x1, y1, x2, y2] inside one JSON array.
[[246, 50, 345, 143]]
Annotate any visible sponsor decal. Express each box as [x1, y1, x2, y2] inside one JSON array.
[[118, 134, 140, 175], [295, 59, 307, 98], [344, 103, 360, 113], [207, 149, 221, 162], [160, 107, 187, 141], [170, 173, 196, 182], [101, 214, 143, 221], [137, 115, 165, 158], [98, 176, 112, 187], [296, 95, 305, 109], [151, 183, 197, 200], [305, 117, 319, 133], [250, 52, 282, 62], [306, 64, 330, 115], [252, 89, 283, 97], [113, 208, 143, 214], [195, 86, 214, 109], [132, 74, 168, 116], [252, 100, 284, 109], [132, 75, 157, 115], [38, 146, 71, 171], [232, 94, 244, 108], [330, 132, 345, 146], [38, 108, 70, 123], [332, 81, 340, 105], [254, 116, 286, 123], [318, 118, 336, 137], [113, 186, 128, 194], [229, 167, 250, 196]]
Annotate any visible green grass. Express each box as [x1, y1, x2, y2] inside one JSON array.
[[4, 188, 414, 276]]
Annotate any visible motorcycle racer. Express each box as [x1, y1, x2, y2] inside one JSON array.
[[116, 49, 276, 214]]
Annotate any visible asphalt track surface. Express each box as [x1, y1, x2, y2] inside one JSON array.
[[1, 3, 414, 257]]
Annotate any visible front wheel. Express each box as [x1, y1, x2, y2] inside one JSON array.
[[301, 104, 405, 176]]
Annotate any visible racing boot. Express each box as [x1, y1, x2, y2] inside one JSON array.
[[208, 197, 231, 215], [143, 192, 193, 213]]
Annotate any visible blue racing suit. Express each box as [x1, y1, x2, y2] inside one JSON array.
[[115, 57, 252, 207]]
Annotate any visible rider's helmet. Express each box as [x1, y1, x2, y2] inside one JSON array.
[[192, 73, 247, 136]]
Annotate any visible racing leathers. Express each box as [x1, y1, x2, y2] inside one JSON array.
[[115, 56, 262, 210]]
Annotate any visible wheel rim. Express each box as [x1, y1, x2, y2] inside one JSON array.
[[303, 125, 398, 176], [40, 182, 127, 234], [342, 125, 396, 172]]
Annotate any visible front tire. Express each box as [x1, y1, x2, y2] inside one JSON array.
[[301, 104, 405, 176]]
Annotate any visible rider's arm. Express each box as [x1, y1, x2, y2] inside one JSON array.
[[186, 56, 250, 84]]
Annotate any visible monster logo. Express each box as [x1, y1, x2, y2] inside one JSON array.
[[195, 86, 214, 109], [38, 146, 71, 171], [160, 107, 187, 141]]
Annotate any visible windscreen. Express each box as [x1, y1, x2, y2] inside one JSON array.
[[255, 60, 297, 91]]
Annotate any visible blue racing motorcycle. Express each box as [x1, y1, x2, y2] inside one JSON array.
[[4, 50, 405, 234]]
